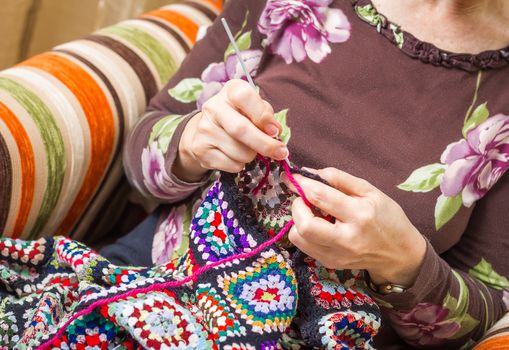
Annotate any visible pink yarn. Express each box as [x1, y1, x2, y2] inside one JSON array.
[[281, 160, 313, 207], [35, 160, 309, 350], [251, 155, 271, 195]]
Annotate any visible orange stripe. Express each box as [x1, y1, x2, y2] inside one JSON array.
[[143, 9, 199, 44], [19, 53, 115, 235], [203, 0, 223, 11], [475, 335, 509, 350], [0, 102, 35, 237]]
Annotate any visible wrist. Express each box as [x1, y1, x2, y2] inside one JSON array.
[[369, 229, 427, 288], [173, 113, 208, 182]]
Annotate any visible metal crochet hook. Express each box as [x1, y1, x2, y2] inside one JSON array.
[[221, 18, 291, 167]]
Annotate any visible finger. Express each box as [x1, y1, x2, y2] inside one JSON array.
[[199, 148, 245, 173], [316, 167, 374, 196], [284, 174, 358, 221], [291, 198, 338, 246], [288, 226, 331, 263], [209, 124, 257, 163], [224, 80, 281, 136], [207, 101, 288, 160]]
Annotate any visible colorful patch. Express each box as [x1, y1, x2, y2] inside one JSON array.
[[318, 312, 379, 350], [306, 257, 375, 309], [191, 181, 257, 263], [236, 161, 294, 234], [196, 284, 246, 343], [106, 291, 214, 349], [0, 238, 47, 265], [217, 249, 297, 334]]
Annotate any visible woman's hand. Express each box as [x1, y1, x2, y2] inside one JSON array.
[[284, 167, 427, 288], [173, 79, 289, 182]]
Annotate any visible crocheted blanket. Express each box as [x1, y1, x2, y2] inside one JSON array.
[[0, 160, 381, 349]]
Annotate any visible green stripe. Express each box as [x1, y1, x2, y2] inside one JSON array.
[[0, 77, 65, 239], [100, 24, 177, 84]]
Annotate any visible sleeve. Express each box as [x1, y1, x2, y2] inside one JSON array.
[[123, 0, 259, 203], [371, 175, 509, 349]]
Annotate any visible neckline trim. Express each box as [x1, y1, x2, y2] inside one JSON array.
[[351, 0, 509, 72]]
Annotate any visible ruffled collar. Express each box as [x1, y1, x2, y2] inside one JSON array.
[[351, 0, 509, 71]]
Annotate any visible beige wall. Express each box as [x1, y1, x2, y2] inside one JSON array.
[[0, 0, 174, 70]]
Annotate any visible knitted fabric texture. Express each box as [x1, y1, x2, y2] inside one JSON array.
[[0, 158, 380, 349]]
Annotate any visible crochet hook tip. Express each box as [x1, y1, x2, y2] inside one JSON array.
[[221, 18, 256, 88]]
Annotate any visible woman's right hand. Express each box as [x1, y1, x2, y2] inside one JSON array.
[[173, 79, 289, 182]]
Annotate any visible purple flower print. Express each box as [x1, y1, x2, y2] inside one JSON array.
[[258, 0, 351, 64], [197, 50, 262, 109], [152, 206, 184, 265], [440, 114, 509, 207], [141, 142, 173, 198], [392, 303, 461, 346]]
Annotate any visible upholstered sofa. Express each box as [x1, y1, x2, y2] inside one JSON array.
[[0, 0, 221, 243], [0, 0, 506, 347]]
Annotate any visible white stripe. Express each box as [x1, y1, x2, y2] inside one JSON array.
[[164, 3, 213, 27]]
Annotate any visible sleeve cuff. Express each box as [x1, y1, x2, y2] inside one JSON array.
[[371, 239, 450, 310]]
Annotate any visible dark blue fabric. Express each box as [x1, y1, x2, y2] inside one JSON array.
[[100, 210, 159, 267]]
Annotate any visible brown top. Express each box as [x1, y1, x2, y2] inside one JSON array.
[[124, 0, 509, 348]]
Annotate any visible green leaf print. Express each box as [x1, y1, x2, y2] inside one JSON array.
[[148, 114, 184, 152], [355, 5, 383, 31], [274, 109, 291, 144], [168, 78, 204, 103], [434, 194, 462, 230], [442, 271, 480, 339], [468, 258, 509, 290], [397, 163, 445, 193], [224, 11, 251, 60], [462, 102, 490, 137], [224, 31, 252, 61], [390, 24, 404, 48]]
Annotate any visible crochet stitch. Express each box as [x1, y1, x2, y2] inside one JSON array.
[[0, 158, 380, 349]]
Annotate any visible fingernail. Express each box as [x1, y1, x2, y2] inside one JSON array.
[[264, 124, 279, 138], [274, 147, 289, 160]]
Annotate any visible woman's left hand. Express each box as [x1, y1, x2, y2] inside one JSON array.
[[283, 167, 427, 288]]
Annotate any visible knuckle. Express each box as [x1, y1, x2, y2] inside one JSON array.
[[201, 99, 215, 115], [262, 100, 275, 116], [288, 228, 300, 244], [196, 119, 210, 134], [307, 188, 324, 207], [358, 203, 376, 224], [298, 219, 313, 239], [227, 82, 253, 106], [192, 144, 206, 159], [230, 121, 248, 138]]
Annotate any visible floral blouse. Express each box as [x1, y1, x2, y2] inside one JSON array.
[[123, 0, 509, 348]]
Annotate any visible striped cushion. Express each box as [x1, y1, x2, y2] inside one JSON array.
[[0, 0, 222, 240], [474, 313, 509, 349]]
